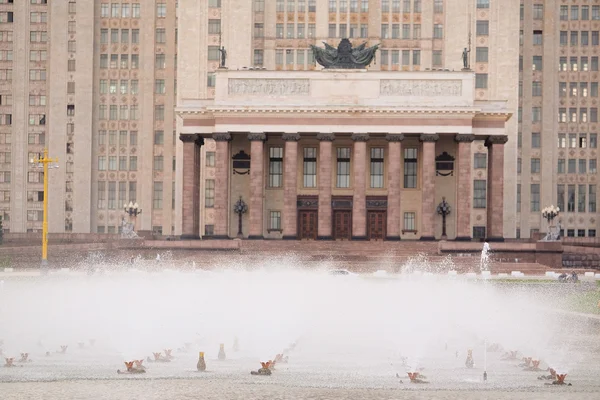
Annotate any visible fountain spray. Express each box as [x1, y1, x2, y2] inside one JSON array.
[[483, 339, 488, 382]]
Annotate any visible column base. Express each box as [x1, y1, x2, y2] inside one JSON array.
[[180, 234, 200, 240], [209, 235, 230, 240], [385, 236, 401, 241], [351, 236, 368, 241], [455, 236, 472, 241], [247, 235, 264, 240], [282, 235, 298, 240], [317, 235, 334, 241], [420, 236, 436, 241], [485, 236, 505, 242]]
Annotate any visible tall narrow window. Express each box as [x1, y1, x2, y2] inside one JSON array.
[[153, 182, 163, 209], [531, 184, 540, 212], [403, 148, 417, 188], [473, 180, 487, 208], [590, 185, 597, 212], [557, 185, 565, 212], [205, 180, 215, 207], [370, 147, 384, 188], [336, 147, 351, 188], [269, 147, 283, 188], [303, 147, 317, 188], [568, 185, 576, 212], [269, 211, 281, 230], [578, 184, 586, 212], [403, 212, 415, 231], [517, 184, 521, 212]]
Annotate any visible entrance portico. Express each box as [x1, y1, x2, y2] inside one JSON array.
[[177, 70, 512, 241]]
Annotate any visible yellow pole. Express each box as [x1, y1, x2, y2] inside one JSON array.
[[34, 149, 57, 269]]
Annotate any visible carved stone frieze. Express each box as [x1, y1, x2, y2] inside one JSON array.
[[485, 135, 509, 147], [351, 133, 370, 142], [420, 134, 440, 142], [380, 79, 462, 97], [454, 134, 475, 143], [385, 134, 405, 142], [316, 132, 335, 141], [179, 134, 204, 146], [212, 132, 232, 142], [247, 132, 267, 141], [282, 133, 301, 141], [228, 79, 310, 96]]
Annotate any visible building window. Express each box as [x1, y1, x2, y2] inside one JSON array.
[[531, 184, 540, 212], [567, 185, 576, 212], [532, 82, 542, 97], [302, 147, 317, 188], [269, 211, 281, 231], [568, 159, 576, 173], [475, 74, 488, 89], [432, 50, 442, 66], [476, 47, 488, 63], [156, 3, 166, 17], [403, 148, 417, 188], [578, 184, 586, 212], [473, 227, 486, 239], [474, 153, 487, 169], [590, 159, 597, 173], [433, 24, 443, 39], [153, 182, 163, 209], [533, 4, 544, 20], [208, 19, 221, 35], [531, 158, 540, 174], [476, 20, 489, 36], [531, 132, 541, 148], [403, 212, 415, 231], [269, 147, 283, 188], [516, 184, 521, 212], [590, 185, 597, 212], [532, 56, 543, 71], [205, 180, 215, 208], [557, 159, 565, 174], [557, 185, 565, 212], [370, 148, 384, 188], [206, 152, 215, 167], [153, 156, 163, 171], [473, 180, 486, 208], [336, 147, 351, 188]]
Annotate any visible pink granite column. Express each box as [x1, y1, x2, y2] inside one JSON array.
[[385, 134, 404, 240], [248, 133, 266, 239], [352, 133, 369, 240], [179, 134, 203, 239], [419, 134, 438, 240], [455, 134, 475, 241], [282, 133, 300, 239], [317, 132, 334, 240], [486, 135, 508, 242], [213, 132, 231, 239]]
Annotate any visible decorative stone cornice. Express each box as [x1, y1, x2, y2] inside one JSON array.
[[419, 134, 440, 142], [282, 133, 301, 141], [351, 133, 370, 142], [212, 132, 232, 142], [247, 132, 267, 141], [454, 134, 475, 143], [385, 134, 405, 142], [316, 132, 335, 141], [179, 134, 204, 146], [485, 135, 509, 147]]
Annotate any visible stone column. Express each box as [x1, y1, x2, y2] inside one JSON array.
[[213, 132, 231, 239], [317, 132, 334, 240], [455, 134, 475, 241], [248, 132, 266, 239], [419, 134, 438, 240], [179, 134, 203, 239], [385, 134, 404, 240], [282, 133, 300, 239], [352, 133, 369, 240], [486, 135, 508, 242]]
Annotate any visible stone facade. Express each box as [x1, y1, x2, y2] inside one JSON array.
[[178, 70, 512, 241]]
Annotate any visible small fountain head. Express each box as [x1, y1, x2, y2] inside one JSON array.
[[199, 352, 205, 358]]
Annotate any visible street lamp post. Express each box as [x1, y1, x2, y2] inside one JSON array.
[[122, 202, 142, 238], [31, 149, 59, 271], [233, 196, 248, 238], [436, 197, 452, 240], [542, 205, 560, 241]]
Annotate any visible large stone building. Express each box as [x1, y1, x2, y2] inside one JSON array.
[[176, 0, 520, 240], [0, 0, 597, 241]]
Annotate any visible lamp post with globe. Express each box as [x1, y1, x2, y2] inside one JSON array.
[[233, 196, 248, 238], [122, 202, 142, 238], [542, 205, 560, 241], [436, 197, 451, 240]]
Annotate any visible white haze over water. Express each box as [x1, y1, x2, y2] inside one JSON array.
[[0, 263, 586, 379]]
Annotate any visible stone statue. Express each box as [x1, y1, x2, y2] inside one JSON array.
[[219, 46, 227, 68], [310, 38, 379, 69], [462, 47, 470, 70]]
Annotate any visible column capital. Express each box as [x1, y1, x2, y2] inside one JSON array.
[[351, 133, 370, 142], [282, 133, 301, 141], [419, 133, 439, 142], [179, 134, 204, 146], [316, 132, 335, 141], [385, 134, 405, 142], [212, 132, 232, 142], [485, 135, 509, 147], [454, 134, 475, 143], [248, 132, 267, 141]]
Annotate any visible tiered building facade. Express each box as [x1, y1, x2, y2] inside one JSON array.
[[0, 0, 597, 240]]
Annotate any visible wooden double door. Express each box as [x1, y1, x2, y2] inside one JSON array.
[[298, 210, 318, 240], [333, 210, 352, 240], [367, 210, 386, 240]]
